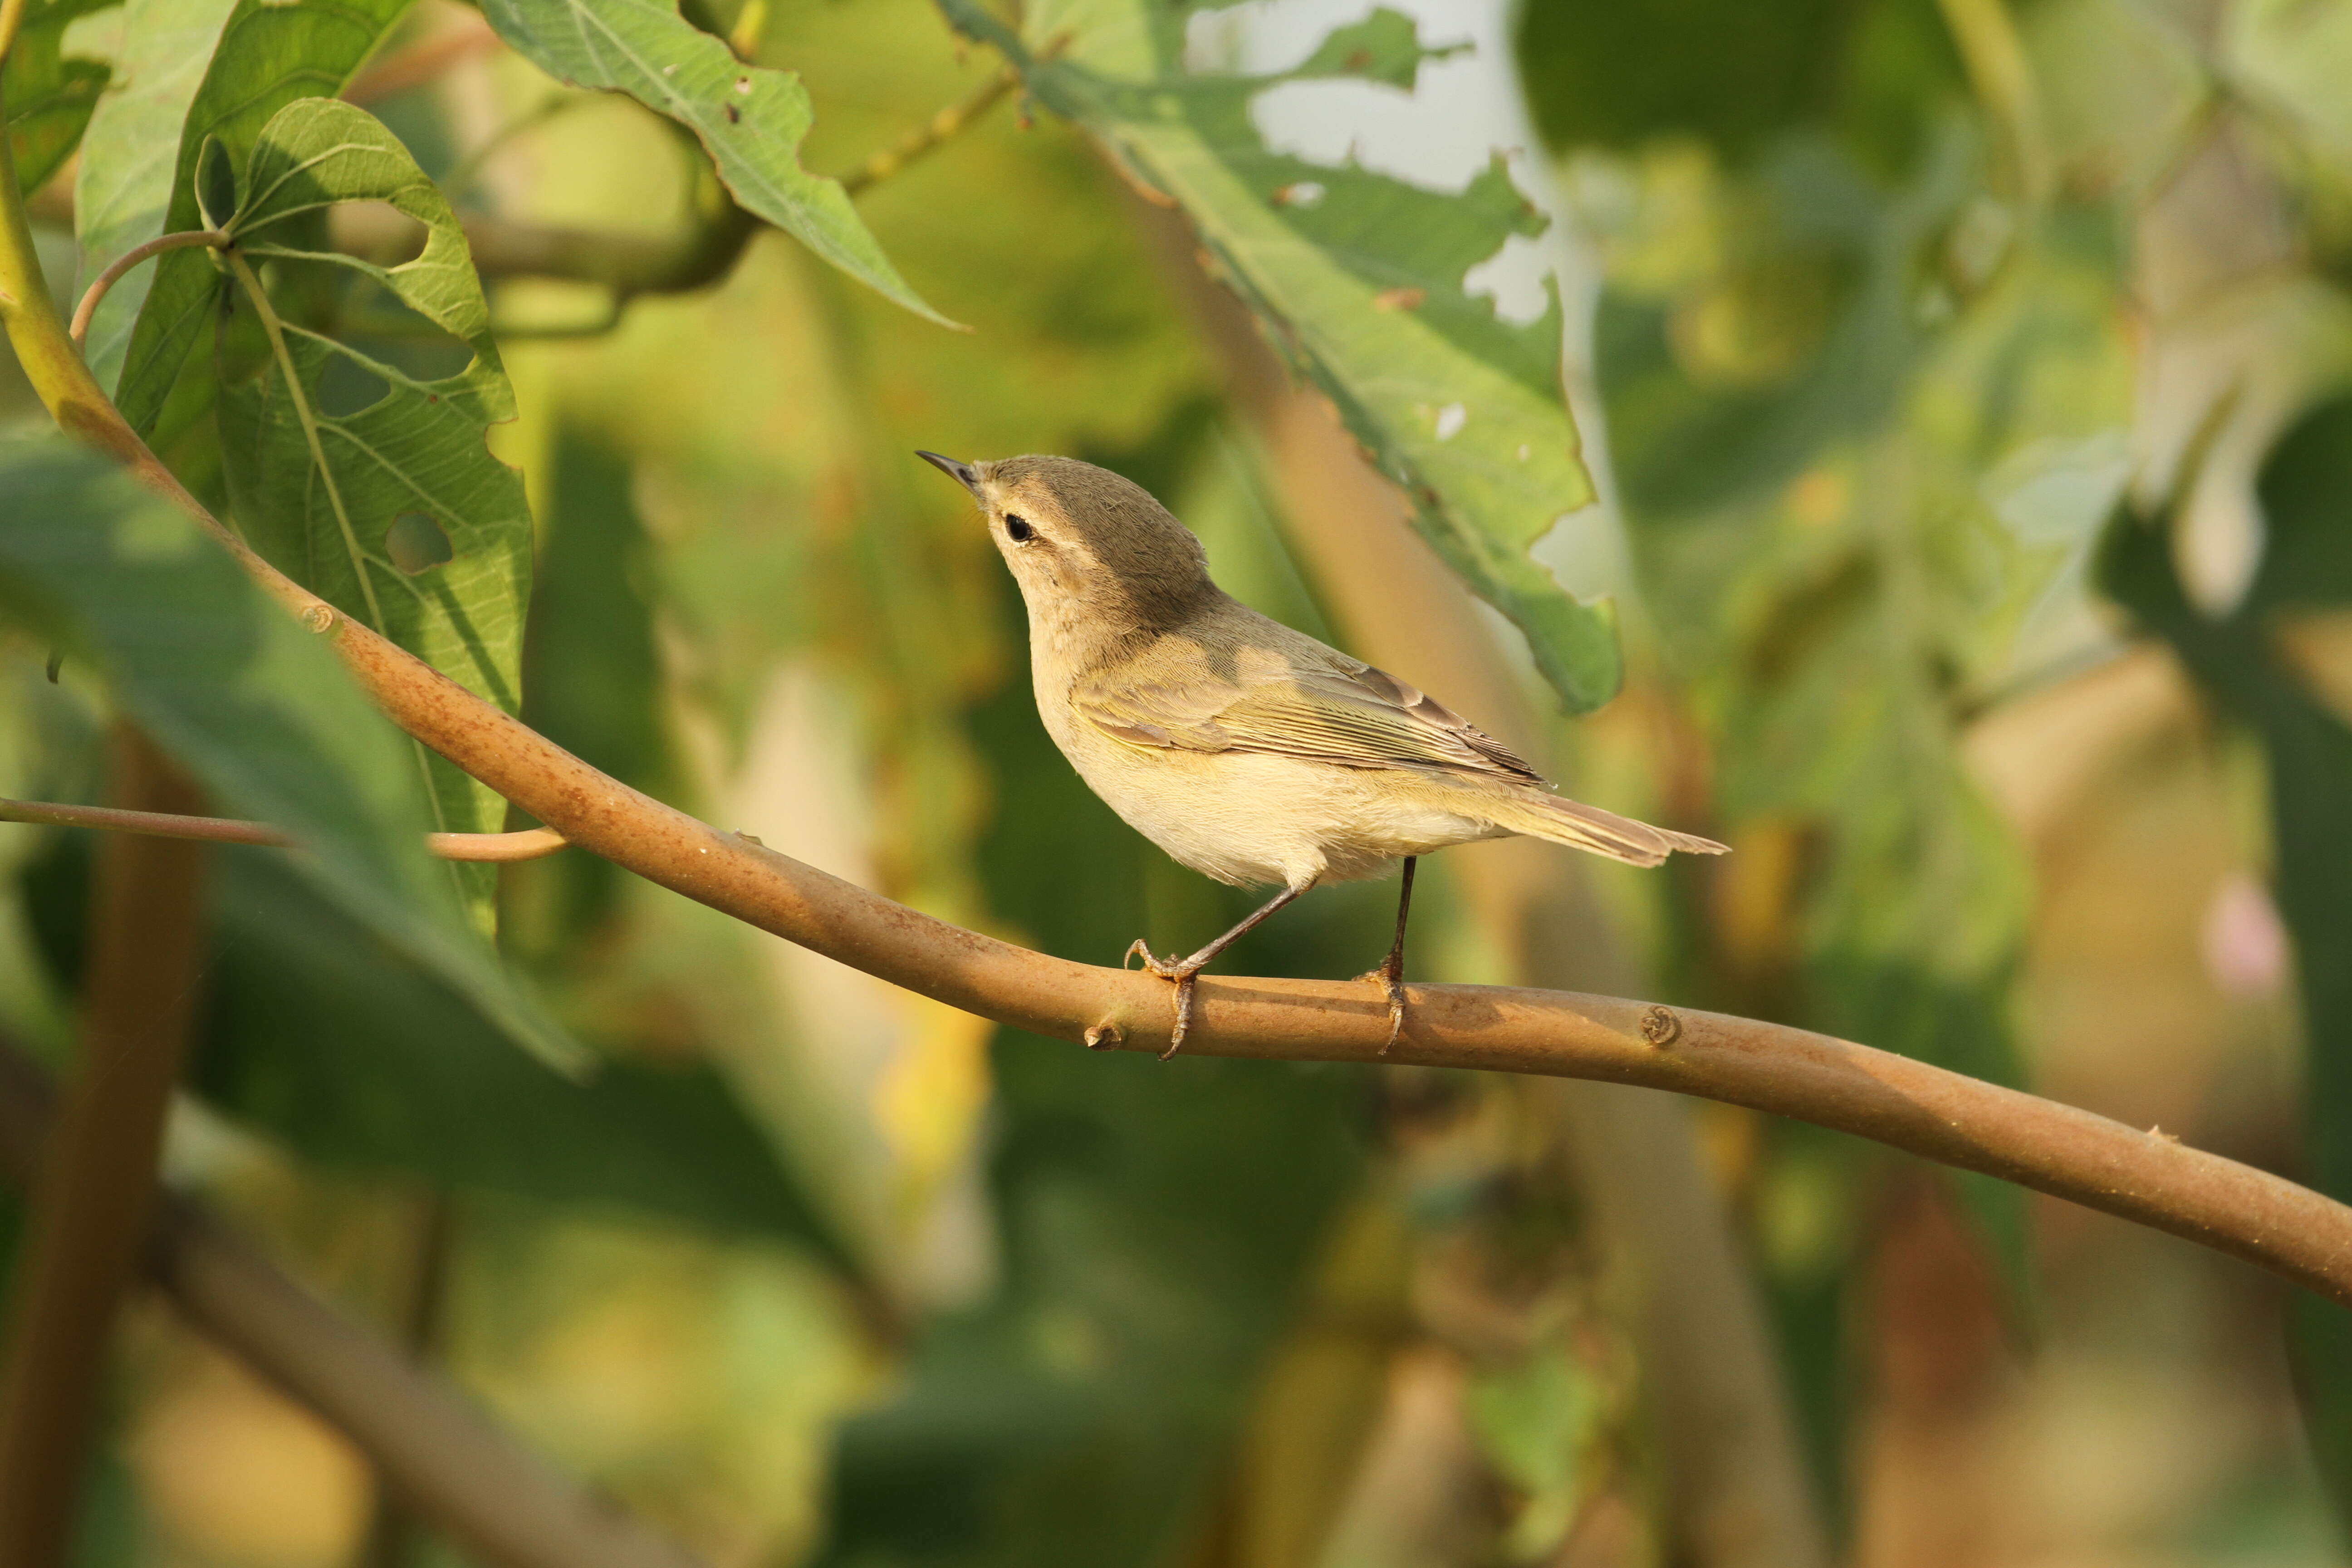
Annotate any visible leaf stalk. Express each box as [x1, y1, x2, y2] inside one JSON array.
[[0, 796, 568, 861], [69, 228, 228, 348]]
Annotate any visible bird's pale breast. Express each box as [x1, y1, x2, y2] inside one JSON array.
[[1039, 683, 1503, 890]]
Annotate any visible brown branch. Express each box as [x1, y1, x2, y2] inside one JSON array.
[[304, 612, 2352, 1312], [6, 124, 2352, 1323], [0, 1044, 709, 1568], [0, 730, 209, 1565], [0, 796, 569, 862]]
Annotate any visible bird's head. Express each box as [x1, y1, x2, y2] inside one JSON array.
[[917, 452, 1213, 639]]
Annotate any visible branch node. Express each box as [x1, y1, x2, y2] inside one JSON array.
[[1083, 1019, 1123, 1051], [1640, 1004, 1682, 1047], [301, 603, 337, 634]]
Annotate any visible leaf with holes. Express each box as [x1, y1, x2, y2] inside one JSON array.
[[108, 0, 408, 432], [210, 98, 530, 912], [479, 0, 954, 328], [3, 0, 119, 195], [936, 0, 1619, 712]]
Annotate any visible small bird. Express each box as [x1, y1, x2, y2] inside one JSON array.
[[919, 452, 1726, 1058]]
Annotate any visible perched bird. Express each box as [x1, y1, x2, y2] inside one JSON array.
[[919, 451, 1726, 1058]]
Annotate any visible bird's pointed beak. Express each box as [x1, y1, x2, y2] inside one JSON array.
[[915, 451, 980, 494]]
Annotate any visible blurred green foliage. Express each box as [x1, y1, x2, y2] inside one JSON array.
[[3, 0, 2352, 1563]]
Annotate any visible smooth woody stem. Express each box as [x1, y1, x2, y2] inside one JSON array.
[[0, 731, 209, 1565], [69, 229, 228, 348], [0, 797, 568, 862]]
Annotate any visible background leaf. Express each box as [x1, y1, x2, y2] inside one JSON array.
[[2, 0, 118, 195], [479, 0, 953, 326]]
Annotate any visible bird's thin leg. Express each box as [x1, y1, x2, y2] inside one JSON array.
[[1127, 880, 1312, 1060], [1358, 855, 1415, 1055]]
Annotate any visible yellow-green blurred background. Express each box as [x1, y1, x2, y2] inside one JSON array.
[[11, 0, 2352, 1563]]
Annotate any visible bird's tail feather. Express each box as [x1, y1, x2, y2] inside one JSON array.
[[1482, 789, 1729, 868]]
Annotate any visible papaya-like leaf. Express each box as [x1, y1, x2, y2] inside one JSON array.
[[0, 435, 579, 1071], [211, 98, 531, 910], [479, 0, 956, 328], [936, 0, 1620, 712]]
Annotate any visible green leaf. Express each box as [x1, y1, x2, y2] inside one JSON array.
[[195, 846, 861, 1273], [211, 98, 532, 894], [1513, 0, 1963, 176], [0, 434, 578, 1070], [70, 0, 240, 392], [3, 0, 118, 195], [938, 0, 1622, 713], [110, 0, 409, 438], [477, 0, 954, 327]]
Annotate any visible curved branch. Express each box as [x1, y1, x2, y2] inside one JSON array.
[[299, 608, 2352, 1311], [5, 161, 2352, 1314], [0, 798, 568, 862]]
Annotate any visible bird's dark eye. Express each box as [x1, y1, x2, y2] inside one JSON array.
[[1003, 514, 1035, 543]]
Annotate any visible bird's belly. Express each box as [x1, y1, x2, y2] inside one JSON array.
[[1056, 727, 1502, 889]]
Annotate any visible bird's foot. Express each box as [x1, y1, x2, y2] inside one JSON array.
[[1126, 939, 1200, 1060], [1355, 965, 1407, 1056]]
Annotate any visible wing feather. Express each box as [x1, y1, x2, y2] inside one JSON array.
[[1074, 650, 1545, 785]]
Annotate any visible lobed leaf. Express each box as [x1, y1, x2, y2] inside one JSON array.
[[0, 435, 578, 1070], [213, 98, 534, 898], [937, 0, 1622, 712], [479, 0, 955, 327]]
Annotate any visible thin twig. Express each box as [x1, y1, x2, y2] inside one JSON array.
[[0, 1043, 710, 1568], [70, 229, 227, 348], [838, 65, 1020, 198], [0, 798, 568, 862]]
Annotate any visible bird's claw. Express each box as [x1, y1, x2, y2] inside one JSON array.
[[1126, 938, 1198, 1058], [1357, 966, 1407, 1056]]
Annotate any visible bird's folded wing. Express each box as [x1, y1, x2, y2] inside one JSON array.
[[1074, 659, 1546, 784]]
